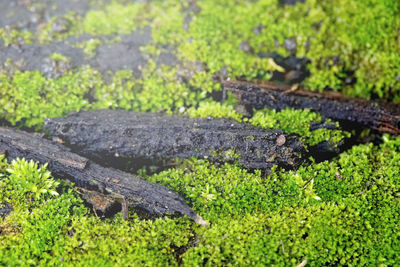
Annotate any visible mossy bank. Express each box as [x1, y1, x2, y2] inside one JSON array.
[[1, 0, 400, 265]]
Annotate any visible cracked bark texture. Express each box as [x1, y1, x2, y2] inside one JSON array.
[[45, 109, 305, 173], [0, 127, 206, 225], [224, 81, 400, 135]]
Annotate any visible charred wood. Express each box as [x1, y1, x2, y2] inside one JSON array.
[[0, 127, 206, 225], [44, 110, 306, 173], [224, 81, 400, 135], [0, 203, 13, 219]]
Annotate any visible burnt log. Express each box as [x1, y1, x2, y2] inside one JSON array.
[[44, 110, 305, 173], [224, 81, 400, 135], [0, 127, 206, 226]]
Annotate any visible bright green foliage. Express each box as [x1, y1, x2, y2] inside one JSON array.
[[250, 108, 350, 146], [1, 0, 400, 265], [147, 137, 400, 266], [146, 0, 400, 100], [177, 0, 281, 81], [38, 12, 83, 43], [94, 61, 206, 113], [0, 67, 100, 129], [7, 0, 400, 100], [177, 0, 400, 100], [187, 100, 243, 121], [0, 156, 86, 266], [83, 2, 148, 36], [59, 216, 193, 266], [93, 69, 138, 110], [0, 134, 400, 265], [0, 63, 210, 129], [75, 38, 103, 57], [50, 52, 69, 62], [0, 192, 85, 266], [147, 161, 300, 220], [0, 159, 59, 208], [0, 27, 33, 46], [0, 157, 193, 266]]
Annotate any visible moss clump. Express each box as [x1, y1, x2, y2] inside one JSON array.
[[5, 0, 399, 100], [0, 156, 86, 265], [59, 216, 193, 266], [147, 136, 400, 266], [250, 108, 350, 146], [1, 136, 400, 265], [187, 100, 243, 122], [176, 0, 400, 100], [82, 2, 148, 36], [93, 61, 206, 114], [176, 0, 281, 81], [75, 38, 103, 58], [0, 62, 210, 129], [0, 155, 193, 266], [0, 27, 33, 46], [0, 67, 99, 129], [50, 52, 69, 63], [38, 12, 83, 44], [144, 0, 400, 100]]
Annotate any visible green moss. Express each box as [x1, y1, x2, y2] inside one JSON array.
[[176, 0, 280, 82], [82, 1, 155, 36], [38, 12, 83, 44], [75, 38, 103, 58], [1, 136, 400, 265], [0, 27, 33, 46], [0, 61, 211, 129], [0, 67, 99, 129], [8, 0, 399, 100], [250, 108, 350, 146], [0, 155, 193, 266], [93, 61, 207, 114], [1, 1, 400, 265], [187, 100, 243, 121], [143, 0, 400, 101], [147, 137, 400, 266], [59, 216, 193, 266], [0, 158, 59, 208], [50, 52, 69, 63]]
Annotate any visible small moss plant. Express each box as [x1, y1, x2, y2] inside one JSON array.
[[0, 155, 193, 266], [0, 27, 33, 47], [0, 66, 99, 129], [187, 100, 243, 122], [75, 38, 103, 58], [250, 108, 350, 146]]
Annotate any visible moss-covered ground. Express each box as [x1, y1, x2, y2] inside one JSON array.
[[1, 0, 400, 265]]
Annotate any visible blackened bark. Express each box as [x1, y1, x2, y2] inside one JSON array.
[[44, 110, 305, 173], [0, 127, 206, 225], [224, 81, 400, 135]]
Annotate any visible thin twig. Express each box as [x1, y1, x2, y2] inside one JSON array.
[[295, 258, 307, 267], [122, 198, 129, 221], [280, 238, 286, 254]]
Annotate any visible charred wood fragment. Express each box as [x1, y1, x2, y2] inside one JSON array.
[[44, 110, 305, 173], [0, 127, 206, 225], [224, 81, 400, 135], [0, 203, 13, 219]]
